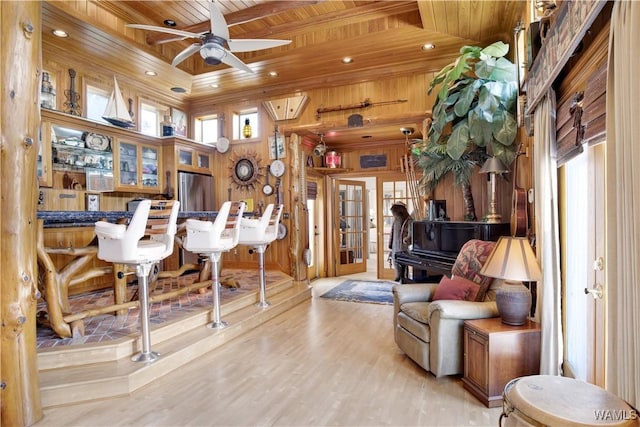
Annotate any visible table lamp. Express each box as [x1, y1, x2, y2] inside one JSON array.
[[479, 236, 542, 325], [479, 157, 509, 223]]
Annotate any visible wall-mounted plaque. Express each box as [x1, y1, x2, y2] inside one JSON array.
[[360, 154, 387, 169]]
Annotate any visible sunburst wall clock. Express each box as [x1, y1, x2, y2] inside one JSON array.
[[229, 151, 262, 191]]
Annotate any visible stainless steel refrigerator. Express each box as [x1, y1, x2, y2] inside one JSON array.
[[178, 171, 215, 265]]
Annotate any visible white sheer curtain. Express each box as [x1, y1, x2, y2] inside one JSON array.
[[605, 0, 640, 410], [533, 89, 563, 376]]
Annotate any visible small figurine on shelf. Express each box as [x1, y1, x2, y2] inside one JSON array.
[[242, 118, 252, 138], [161, 115, 175, 136], [40, 71, 56, 109]]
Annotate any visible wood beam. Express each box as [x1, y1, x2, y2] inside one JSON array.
[[1, 1, 44, 424], [147, 1, 325, 45]]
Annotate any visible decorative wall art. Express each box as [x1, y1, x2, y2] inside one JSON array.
[[171, 108, 187, 137], [269, 134, 286, 159]]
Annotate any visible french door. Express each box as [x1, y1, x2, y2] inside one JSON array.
[[561, 142, 605, 386], [334, 179, 367, 276], [379, 177, 413, 280]]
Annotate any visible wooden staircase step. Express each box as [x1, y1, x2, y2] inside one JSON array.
[[39, 281, 311, 408], [37, 276, 294, 370]]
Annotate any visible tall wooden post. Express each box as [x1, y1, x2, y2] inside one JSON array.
[[1, 1, 44, 425]]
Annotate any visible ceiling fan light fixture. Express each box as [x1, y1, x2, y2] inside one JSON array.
[[200, 34, 227, 66]]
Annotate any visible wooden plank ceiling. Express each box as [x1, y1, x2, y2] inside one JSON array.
[[41, 1, 524, 148]]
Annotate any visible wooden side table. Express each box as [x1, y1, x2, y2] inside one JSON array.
[[462, 317, 541, 408]]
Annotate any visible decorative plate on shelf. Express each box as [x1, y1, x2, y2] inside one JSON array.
[[84, 132, 110, 151]]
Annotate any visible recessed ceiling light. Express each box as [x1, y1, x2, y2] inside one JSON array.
[[52, 29, 68, 38], [145, 70, 157, 76], [268, 71, 278, 77], [171, 87, 186, 93], [163, 19, 177, 27], [341, 57, 353, 64], [422, 43, 436, 50], [210, 83, 220, 88]]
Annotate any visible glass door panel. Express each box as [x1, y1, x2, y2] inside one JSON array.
[[118, 142, 138, 187], [335, 179, 366, 276], [141, 146, 159, 189], [380, 179, 412, 280]]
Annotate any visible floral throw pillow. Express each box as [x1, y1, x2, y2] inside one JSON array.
[[451, 239, 496, 302]]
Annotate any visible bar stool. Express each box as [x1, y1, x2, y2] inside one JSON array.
[[238, 204, 283, 308], [184, 201, 246, 329], [95, 199, 180, 363]]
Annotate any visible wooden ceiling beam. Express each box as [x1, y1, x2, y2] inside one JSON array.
[[146, 1, 325, 45]]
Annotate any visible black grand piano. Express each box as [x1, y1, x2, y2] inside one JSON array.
[[395, 220, 510, 282]]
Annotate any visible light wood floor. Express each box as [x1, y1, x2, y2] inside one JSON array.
[[36, 271, 503, 427]]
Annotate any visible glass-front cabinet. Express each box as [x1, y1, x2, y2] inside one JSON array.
[[48, 123, 114, 191], [176, 144, 212, 175], [115, 140, 161, 192]]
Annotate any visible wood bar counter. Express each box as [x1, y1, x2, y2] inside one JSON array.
[[36, 210, 219, 338]]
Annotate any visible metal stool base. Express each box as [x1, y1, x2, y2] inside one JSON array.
[[131, 351, 160, 363], [256, 300, 271, 309], [208, 320, 228, 329]]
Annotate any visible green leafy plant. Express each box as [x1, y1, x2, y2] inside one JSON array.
[[414, 41, 518, 220]]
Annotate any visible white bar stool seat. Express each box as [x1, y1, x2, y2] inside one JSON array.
[[184, 201, 245, 328], [95, 199, 180, 363], [238, 204, 283, 308]]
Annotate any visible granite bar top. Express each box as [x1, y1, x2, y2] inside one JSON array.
[[37, 210, 221, 228]]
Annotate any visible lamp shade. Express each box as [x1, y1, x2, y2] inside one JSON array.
[[480, 236, 541, 326], [479, 156, 509, 174], [480, 236, 542, 281]]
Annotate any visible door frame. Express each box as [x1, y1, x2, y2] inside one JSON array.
[[560, 142, 606, 386], [334, 179, 368, 276]]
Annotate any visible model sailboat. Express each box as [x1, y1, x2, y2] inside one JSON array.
[[102, 76, 134, 128]]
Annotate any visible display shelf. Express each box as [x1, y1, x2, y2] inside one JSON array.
[[309, 167, 350, 175]]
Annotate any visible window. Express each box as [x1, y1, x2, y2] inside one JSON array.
[[194, 115, 219, 144], [140, 102, 165, 136], [232, 109, 259, 140], [86, 85, 110, 124]]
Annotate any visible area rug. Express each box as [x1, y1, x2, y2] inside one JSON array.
[[320, 279, 396, 305]]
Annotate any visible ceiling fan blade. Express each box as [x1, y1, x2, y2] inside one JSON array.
[[220, 50, 254, 74], [172, 43, 203, 67], [209, 0, 230, 40], [126, 24, 202, 40], [227, 39, 292, 53]]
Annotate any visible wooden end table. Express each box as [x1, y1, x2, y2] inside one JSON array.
[[462, 317, 541, 408]]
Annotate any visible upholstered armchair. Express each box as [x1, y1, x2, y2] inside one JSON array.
[[392, 239, 500, 377]]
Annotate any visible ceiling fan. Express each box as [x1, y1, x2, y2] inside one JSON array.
[[126, 0, 291, 73]]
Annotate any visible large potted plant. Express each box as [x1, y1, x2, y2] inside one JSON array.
[[414, 41, 518, 220]]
